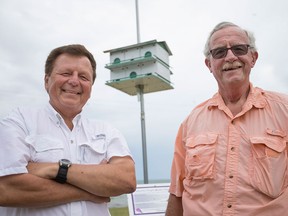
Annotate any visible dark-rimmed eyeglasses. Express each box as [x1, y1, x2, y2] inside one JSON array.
[[209, 44, 252, 59]]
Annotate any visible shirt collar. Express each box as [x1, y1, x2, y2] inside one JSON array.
[[207, 83, 267, 111], [45, 103, 82, 127]]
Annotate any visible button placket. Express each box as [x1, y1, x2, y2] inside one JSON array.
[[223, 121, 239, 214]]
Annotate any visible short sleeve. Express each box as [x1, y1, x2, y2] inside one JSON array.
[[0, 109, 29, 176]]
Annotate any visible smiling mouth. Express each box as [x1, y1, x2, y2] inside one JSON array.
[[222, 65, 242, 72], [222, 62, 243, 72], [63, 89, 81, 95]]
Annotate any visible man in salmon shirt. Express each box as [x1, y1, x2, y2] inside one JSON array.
[[166, 22, 288, 216]]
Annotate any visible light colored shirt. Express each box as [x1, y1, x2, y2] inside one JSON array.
[[169, 84, 288, 216], [0, 103, 132, 216]]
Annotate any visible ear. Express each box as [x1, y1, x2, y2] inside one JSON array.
[[205, 58, 212, 73], [44, 75, 49, 92], [251, 51, 258, 68]]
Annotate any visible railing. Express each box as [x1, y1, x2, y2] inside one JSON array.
[[105, 55, 170, 69]]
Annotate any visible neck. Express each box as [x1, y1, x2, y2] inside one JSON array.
[[220, 82, 250, 103], [59, 112, 76, 130], [219, 83, 250, 116], [50, 103, 80, 130]]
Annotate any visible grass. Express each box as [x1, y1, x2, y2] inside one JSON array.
[[109, 207, 129, 216]]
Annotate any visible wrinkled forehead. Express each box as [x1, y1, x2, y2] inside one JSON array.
[[210, 26, 249, 48]]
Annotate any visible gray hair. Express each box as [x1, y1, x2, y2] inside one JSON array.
[[203, 21, 257, 57]]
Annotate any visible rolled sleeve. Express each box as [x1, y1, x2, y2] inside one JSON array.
[[169, 123, 186, 197]]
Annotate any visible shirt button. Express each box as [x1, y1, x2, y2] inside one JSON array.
[[70, 140, 74, 144], [229, 175, 234, 178], [231, 147, 235, 151], [227, 204, 232, 208]]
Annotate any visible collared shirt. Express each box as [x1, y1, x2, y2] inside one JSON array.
[[0, 103, 132, 216], [169, 84, 288, 216]]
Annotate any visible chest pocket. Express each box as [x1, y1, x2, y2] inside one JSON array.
[[78, 134, 107, 164], [250, 128, 288, 198], [25, 134, 64, 162], [185, 133, 218, 180]]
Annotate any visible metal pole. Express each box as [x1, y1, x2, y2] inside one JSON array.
[[135, 0, 148, 184], [135, 0, 140, 43], [137, 85, 149, 184]]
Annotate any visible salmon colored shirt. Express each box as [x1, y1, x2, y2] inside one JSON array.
[[169, 84, 288, 216]]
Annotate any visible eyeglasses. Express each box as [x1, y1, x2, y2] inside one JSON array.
[[209, 44, 251, 59]]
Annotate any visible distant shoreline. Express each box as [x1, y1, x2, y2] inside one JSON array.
[[136, 179, 170, 184]]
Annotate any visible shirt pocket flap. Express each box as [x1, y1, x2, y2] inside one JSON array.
[[250, 137, 286, 153], [186, 133, 218, 148], [79, 140, 107, 154], [25, 135, 63, 152], [266, 128, 286, 137]]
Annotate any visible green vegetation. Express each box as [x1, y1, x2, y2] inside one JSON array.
[[109, 207, 129, 216]]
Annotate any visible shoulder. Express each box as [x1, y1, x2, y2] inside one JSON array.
[[259, 88, 288, 106], [180, 97, 214, 125], [250, 87, 288, 118], [1, 105, 43, 121], [188, 96, 215, 116], [0, 105, 46, 135], [263, 89, 288, 101]]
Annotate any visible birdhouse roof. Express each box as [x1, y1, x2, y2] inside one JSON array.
[[103, 39, 172, 55]]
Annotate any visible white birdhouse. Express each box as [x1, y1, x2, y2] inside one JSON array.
[[104, 40, 173, 96]]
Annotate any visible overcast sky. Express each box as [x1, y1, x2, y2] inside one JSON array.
[[1, 0, 288, 182]]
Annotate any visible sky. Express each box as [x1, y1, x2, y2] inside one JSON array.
[[1, 0, 288, 182]]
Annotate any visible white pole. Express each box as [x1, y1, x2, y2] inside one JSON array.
[[135, 0, 141, 43], [137, 85, 148, 184], [135, 0, 148, 184]]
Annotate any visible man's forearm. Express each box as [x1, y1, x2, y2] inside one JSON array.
[[0, 174, 109, 207], [28, 156, 136, 197], [165, 194, 183, 216], [67, 157, 136, 197]]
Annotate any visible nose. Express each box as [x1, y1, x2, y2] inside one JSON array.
[[67, 73, 80, 86], [225, 48, 237, 61]]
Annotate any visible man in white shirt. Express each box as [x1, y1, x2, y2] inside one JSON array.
[[0, 44, 136, 216]]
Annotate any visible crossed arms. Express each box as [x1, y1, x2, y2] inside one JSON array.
[[0, 156, 136, 208]]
